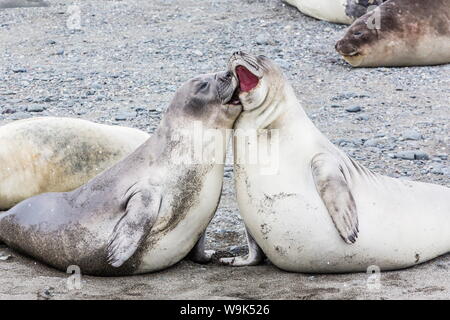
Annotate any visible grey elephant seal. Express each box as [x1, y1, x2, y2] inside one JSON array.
[[285, 0, 385, 24], [221, 52, 450, 272], [336, 0, 450, 67], [0, 71, 242, 275], [0, 117, 149, 210]]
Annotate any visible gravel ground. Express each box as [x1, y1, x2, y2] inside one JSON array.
[[0, 0, 449, 300]]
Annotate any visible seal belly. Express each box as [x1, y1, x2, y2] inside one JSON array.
[[238, 162, 450, 272], [135, 166, 224, 273], [285, 0, 353, 24]]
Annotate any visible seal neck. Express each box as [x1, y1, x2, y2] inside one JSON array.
[[238, 83, 315, 131], [269, 84, 315, 130]]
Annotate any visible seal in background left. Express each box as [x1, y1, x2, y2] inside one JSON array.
[[0, 117, 150, 210]]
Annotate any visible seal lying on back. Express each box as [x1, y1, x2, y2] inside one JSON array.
[[0, 117, 149, 210], [335, 0, 450, 67], [221, 52, 450, 272], [0, 71, 242, 275], [284, 0, 386, 24]]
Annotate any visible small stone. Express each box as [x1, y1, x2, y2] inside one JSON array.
[[11, 112, 30, 120], [37, 287, 55, 300], [395, 151, 429, 160], [192, 50, 203, 57], [115, 111, 136, 121], [364, 139, 380, 147], [345, 106, 362, 113], [229, 245, 247, 255], [255, 34, 271, 45], [1, 108, 16, 114], [0, 253, 12, 261], [415, 152, 429, 160], [366, 147, 380, 153], [431, 166, 444, 175], [26, 105, 45, 112], [56, 49, 64, 56], [402, 130, 422, 141], [91, 82, 102, 90], [357, 114, 369, 120], [395, 151, 416, 160], [13, 68, 27, 73]]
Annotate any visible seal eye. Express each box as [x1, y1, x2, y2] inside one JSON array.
[[196, 82, 209, 94], [353, 31, 363, 37]]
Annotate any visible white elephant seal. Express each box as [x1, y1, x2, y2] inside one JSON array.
[[0, 117, 150, 210], [221, 52, 450, 272], [0, 71, 242, 275], [335, 0, 450, 67], [284, 0, 385, 24]]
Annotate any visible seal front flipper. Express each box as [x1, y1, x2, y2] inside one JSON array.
[[220, 227, 265, 266], [188, 231, 215, 264], [107, 183, 162, 268], [311, 153, 359, 244]]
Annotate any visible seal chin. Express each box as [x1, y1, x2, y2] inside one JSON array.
[[227, 85, 242, 106], [342, 53, 365, 67], [335, 40, 365, 66]]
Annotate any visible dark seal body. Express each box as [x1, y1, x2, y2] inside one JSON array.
[[336, 0, 450, 67], [0, 72, 242, 276]]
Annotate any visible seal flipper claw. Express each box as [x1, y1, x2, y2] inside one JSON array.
[[107, 183, 162, 267], [188, 231, 215, 264], [219, 227, 265, 267], [311, 153, 359, 244]]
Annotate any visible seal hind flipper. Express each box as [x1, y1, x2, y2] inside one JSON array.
[[219, 227, 265, 266], [107, 183, 162, 267], [311, 153, 359, 244], [187, 231, 215, 264]]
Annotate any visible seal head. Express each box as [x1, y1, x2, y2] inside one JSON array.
[[336, 0, 450, 67], [228, 52, 285, 113]]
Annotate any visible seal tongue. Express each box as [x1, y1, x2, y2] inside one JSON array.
[[236, 66, 259, 92]]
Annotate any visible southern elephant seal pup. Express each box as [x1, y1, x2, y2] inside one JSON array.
[[0, 117, 149, 210], [0, 71, 242, 275], [221, 52, 450, 272], [284, 0, 386, 24], [335, 0, 450, 67]]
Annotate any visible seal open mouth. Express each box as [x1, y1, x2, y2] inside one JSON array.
[[235, 66, 259, 92]]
